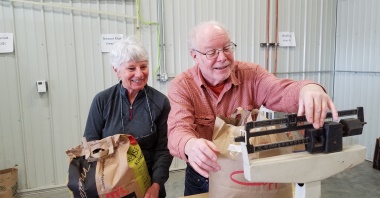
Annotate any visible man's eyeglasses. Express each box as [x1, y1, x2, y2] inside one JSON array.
[[192, 42, 237, 60]]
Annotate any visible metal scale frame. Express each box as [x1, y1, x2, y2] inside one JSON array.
[[234, 107, 367, 198]]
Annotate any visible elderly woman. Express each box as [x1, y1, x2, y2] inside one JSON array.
[[84, 36, 173, 198]]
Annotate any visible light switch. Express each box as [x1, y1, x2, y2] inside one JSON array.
[[36, 81, 47, 93]]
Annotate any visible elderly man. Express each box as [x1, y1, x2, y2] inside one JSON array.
[[167, 20, 338, 196]]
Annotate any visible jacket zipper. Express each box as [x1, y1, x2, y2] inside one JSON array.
[[129, 105, 133, 120]]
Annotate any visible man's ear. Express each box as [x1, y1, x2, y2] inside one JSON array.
[[190, 50, 197, 59]]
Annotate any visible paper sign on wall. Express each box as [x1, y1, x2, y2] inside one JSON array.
[[100, 34, 123, 52], [0, 33, 14, 53], [278, 32, 296, 47]]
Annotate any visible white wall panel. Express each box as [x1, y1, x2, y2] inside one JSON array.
[[335, 0, 380, 161], [276, 0, 336, 91], [336, 0, 380, 72], [0, 1, 28, 192]]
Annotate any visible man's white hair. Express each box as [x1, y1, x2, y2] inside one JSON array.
[[188, 20, 230, 50]]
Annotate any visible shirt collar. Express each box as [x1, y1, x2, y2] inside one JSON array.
[[195, 61, 241, 88]]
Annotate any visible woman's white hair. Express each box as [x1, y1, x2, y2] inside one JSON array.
[[110, 36, 149, 71], [188, 20, 230, 50]]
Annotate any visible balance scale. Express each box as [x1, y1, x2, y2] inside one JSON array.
[[235, 107, 367, 198]]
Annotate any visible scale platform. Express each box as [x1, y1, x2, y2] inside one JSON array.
[[240, 144, 365, 198]]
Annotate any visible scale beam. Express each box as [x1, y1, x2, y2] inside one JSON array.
[[235, 107, 366, 154]]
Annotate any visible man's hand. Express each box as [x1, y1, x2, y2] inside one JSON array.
[[144, 183, 160, 198], [298, 84, 339, 128], [185, 138, 221, 178]]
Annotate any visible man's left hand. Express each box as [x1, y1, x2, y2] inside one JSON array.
[[298, 84, 339, 128]]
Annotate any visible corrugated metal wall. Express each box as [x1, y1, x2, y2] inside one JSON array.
[[0, 0, 378, 193], [334, 0, 380, 160]]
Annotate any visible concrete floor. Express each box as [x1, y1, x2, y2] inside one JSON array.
[[167, 160, 380, 198], [320, 160, 380, 198], [19, 160, 380, 198]]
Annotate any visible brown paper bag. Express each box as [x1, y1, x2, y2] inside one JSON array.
[[66, 134, 151, 198], [209, 109, 293, 198], [0, 166, 18, 198]]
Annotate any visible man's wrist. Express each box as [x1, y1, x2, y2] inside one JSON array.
[[184, 138, 196, 157]]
